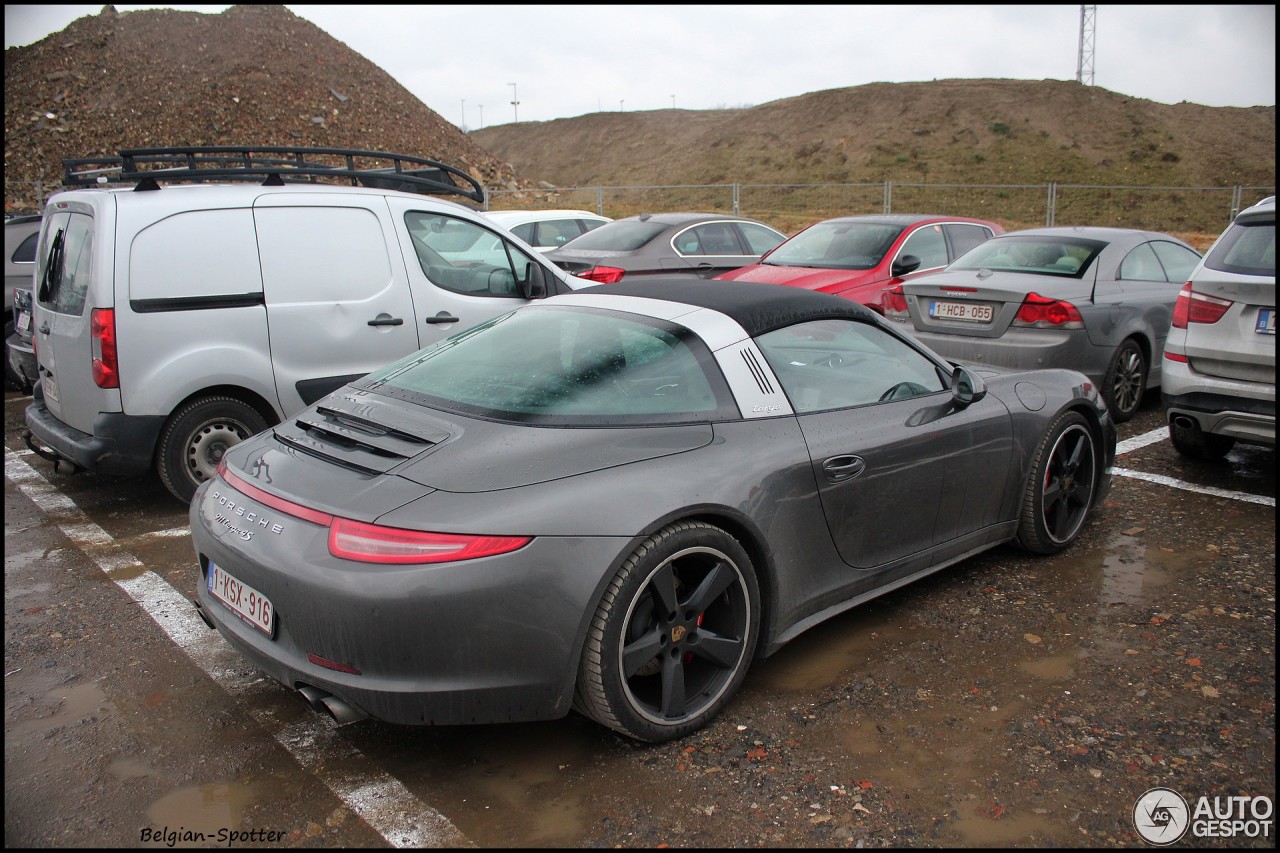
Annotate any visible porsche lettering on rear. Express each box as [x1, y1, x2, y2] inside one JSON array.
[[211, 489, 284, 535]]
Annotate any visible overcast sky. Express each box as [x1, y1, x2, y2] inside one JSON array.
[[5, 4, 1276, 129]]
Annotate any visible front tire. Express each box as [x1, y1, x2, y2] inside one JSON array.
[[1015, 411, 1099, 554], [1103, 338, 1146, 424], [575, 521, 760, 742], [157, 396, 268, 503]]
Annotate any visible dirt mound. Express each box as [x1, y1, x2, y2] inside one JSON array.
[[470, 78, 1275, 191], [3, 4, 530, 213]]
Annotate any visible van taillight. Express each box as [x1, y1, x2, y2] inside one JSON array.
[[91, 308, 119, 388], [1171, 282, 1232, 328]]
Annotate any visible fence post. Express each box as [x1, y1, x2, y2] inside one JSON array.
[[884, 182, 892, 214], [597, 187, 604, 216], [1046, 183, 1056, 227], [732, 183, 740, 216], [1230, 186, 1242, 222]]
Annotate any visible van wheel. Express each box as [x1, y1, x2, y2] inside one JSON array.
[[157, 396, 268, 503]]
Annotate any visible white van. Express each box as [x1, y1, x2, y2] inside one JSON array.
[[23, 146, 587, 501]]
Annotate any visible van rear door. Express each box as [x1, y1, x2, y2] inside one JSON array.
[[33, 201, 118, 434]]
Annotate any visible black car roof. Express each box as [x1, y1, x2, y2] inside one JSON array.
[[593, 278, 879, 337]]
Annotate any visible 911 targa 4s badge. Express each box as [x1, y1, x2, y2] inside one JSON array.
[[190, 278, 1115, 743]]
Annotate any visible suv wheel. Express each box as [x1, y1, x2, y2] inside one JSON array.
[[157, 396, 268, 503]]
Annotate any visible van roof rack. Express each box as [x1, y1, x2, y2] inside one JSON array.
[[61, 146, 486, 204]]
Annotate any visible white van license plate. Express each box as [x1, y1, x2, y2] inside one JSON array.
[[42, 373, 59, 404], [208, 562, 274, 636]]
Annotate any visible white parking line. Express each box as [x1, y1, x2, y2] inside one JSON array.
[[1115, 425, 1171, 455], [1108, 467, 1275, 507], [4, 449, 469, 849]]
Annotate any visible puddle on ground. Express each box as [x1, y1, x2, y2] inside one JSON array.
[[750, 604, 919, 693], [1017, 649, 1086, 681], [950, 801, 1057, 845], [145, 781, 263, 844], [7, 681, 113, 739]]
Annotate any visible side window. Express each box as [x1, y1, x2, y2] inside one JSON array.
[[737, 222, 786, 255], [405, 211, 538, 298], [898, 225, 948, 272], [535, 219, 584, 249], [12, 231, 39, 264], [36, 212, 94, 316], [944, 224, 994, 260], [1150, 241, 1202, 282], [756, 319, 945, 414], [690, 223, 742, 255], [579, 218, 608, 234], [1118, 243, 1166, 282], [509, 223, 536, 243]]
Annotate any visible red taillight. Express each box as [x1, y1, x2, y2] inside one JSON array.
[[1171, 281, 1232, 328], [91, 308, 119, 388], [1012, 292, 1084, 328], [581, 265, 626, 284], [218, 464, 530, 565], [329, 519, 531, 565], [882, 283, 908, 315]]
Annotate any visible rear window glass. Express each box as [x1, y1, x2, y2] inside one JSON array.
[[951, 236, 1106, 278], [765, 221, 905, 270], [558, 221, 667, 252], [359, 306, 737, 425], [1205, 220, 1276, 277]]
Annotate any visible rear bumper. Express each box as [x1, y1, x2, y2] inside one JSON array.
[[23, 383, 165, 475], [889, 322, 1111, 387], [1161, 359, 1275, 445], [6, 332, 36, 388]]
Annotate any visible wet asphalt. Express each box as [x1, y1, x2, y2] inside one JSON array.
[[4, 387, 1274, 848]]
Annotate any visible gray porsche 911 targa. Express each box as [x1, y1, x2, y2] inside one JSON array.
[[190, 279, 1116, 743]]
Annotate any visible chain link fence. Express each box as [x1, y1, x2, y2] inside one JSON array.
[[8, 178, 1273, 243], [482, 182, 1276, 242]]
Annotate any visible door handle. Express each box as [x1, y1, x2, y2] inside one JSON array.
[[424, 312, 460, 325], [822, 455, 866, 483], [367, 316, 404, 327]]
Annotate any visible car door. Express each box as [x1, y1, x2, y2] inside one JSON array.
[[1106, 239, 1203, 366], [253, 195, 422, 412], [391, 203, 548, 347], [756, 318, 1013, 570]]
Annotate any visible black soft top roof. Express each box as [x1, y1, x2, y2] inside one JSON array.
[[590, 278, 879, 337]]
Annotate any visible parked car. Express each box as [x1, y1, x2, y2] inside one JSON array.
[[22, 146, 589, 503], [714, 214, 1002, 312], [545, 212, 786, 283], [482, 209, 612, 252], [883, 226, 1203, 422], [1162, 196, 1275, 459], [190, 277, 1115, 743], [5, 213, 42, 391]]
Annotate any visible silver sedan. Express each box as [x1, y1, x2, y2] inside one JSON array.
[[883, 226, 1202, 422]]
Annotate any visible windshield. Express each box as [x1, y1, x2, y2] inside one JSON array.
[[359, 306, 737, 425], [763, 221, 905, 270], [558, 220, 667, 252], [950, 236, 1106, 277]]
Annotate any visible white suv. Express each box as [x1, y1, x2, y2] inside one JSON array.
[[23, 146, 587, 501], [1162, 195, 1275, 459]]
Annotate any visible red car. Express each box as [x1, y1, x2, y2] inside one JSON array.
[[715, 214, 1003, 312]]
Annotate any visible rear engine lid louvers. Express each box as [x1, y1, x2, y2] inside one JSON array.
[[273, 394, 453, 474]]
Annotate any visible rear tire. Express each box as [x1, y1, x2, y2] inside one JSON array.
[[575, 521, 759, 742], [157, 396, 268, 503], [1102, 338, 1146, 424], [1169, 416, 1235, 461], [1015, 411, 1099, 554]]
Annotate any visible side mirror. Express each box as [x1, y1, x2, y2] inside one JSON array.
[[891, 254, 922, 277], [520, 262, 548, 300], [951, 365, 987, 407]]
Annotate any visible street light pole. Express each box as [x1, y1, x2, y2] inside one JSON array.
[[460, 98, 466, 130], [509, 82, 519, 124], [670, 94, 675, 109], [478, 104, 484, 129]]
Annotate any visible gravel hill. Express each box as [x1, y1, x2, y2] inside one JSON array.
[[3, 4, 532, 213]]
